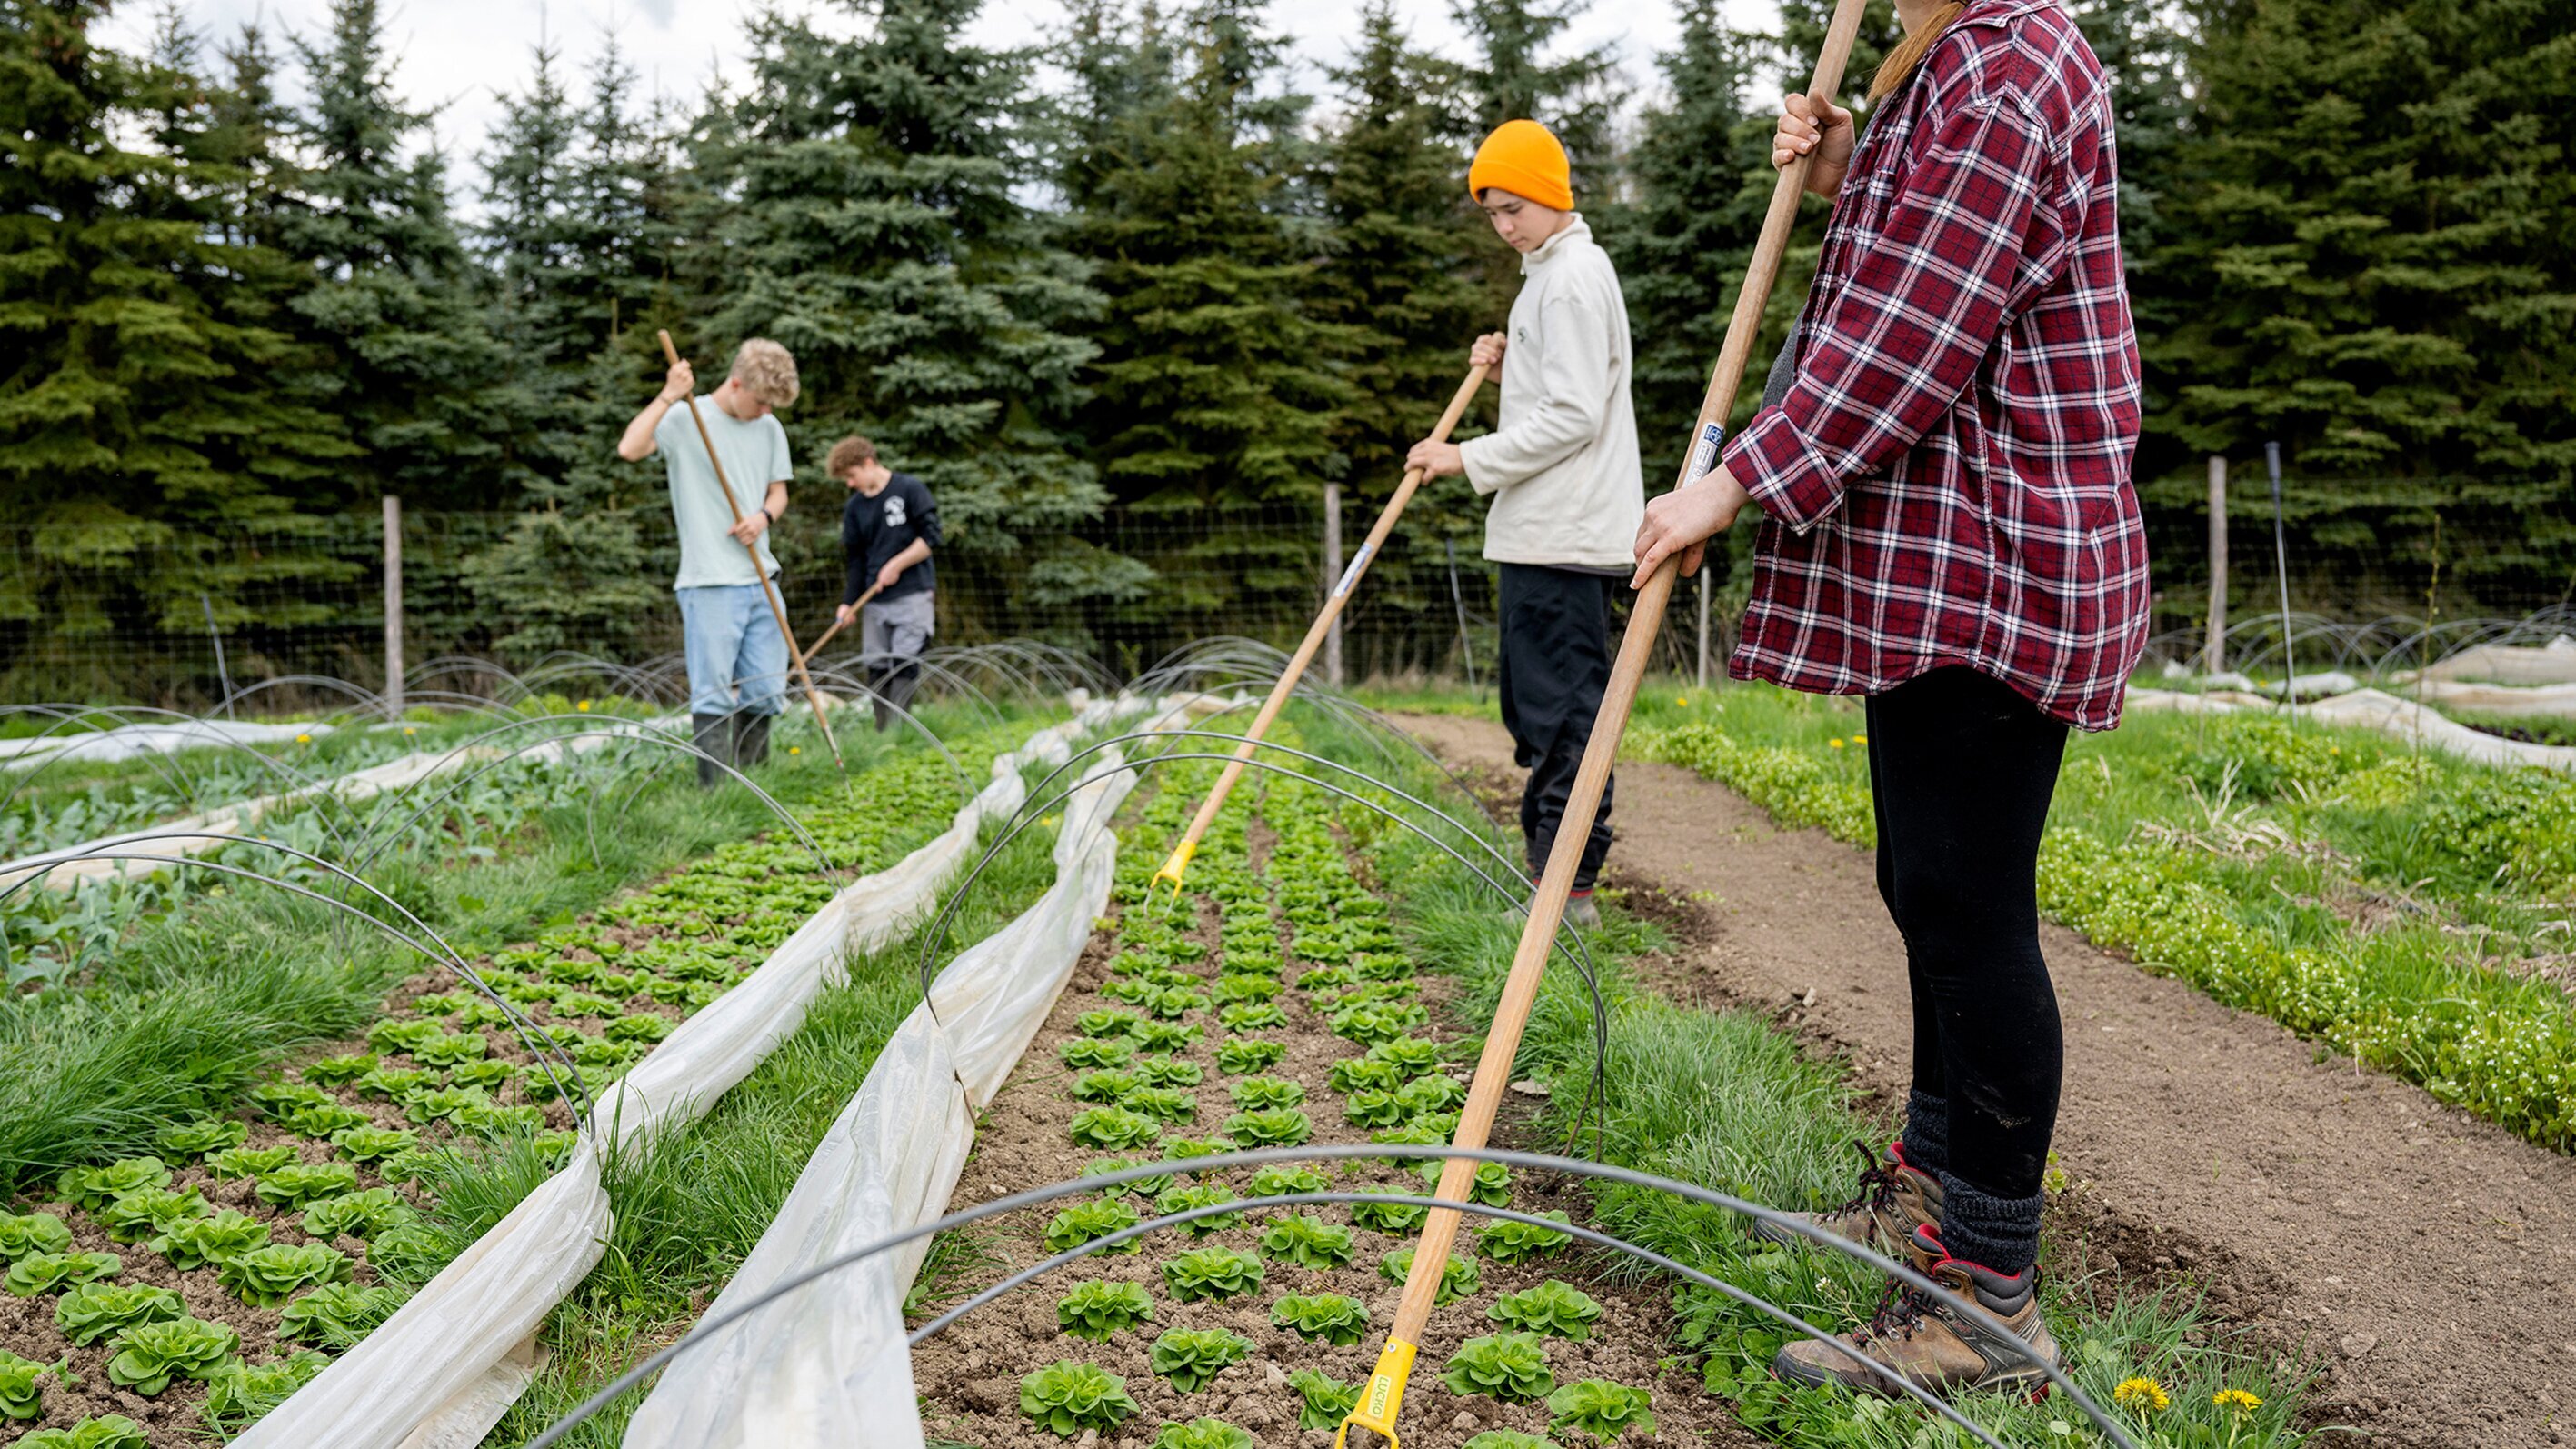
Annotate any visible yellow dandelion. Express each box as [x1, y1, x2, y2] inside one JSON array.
[[2112, 1378, 2170, 1414], [1852, 733, 1869, 744], [1828, 737, 1846, 749], [576, 699, 593, 712], [2213, 1389, 2261, 1414], [295, 733, 313, 744], [402, 726, 416, 736], [789, 745, 802, 755], [1678, 694, 1694, 708]]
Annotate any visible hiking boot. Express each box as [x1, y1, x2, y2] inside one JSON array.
[[1772, 1224, 2061, 1398], [1751, 1139, 1943, 1255], [733, 712, 774, 769], [1563, 891, 1601, 930], [689, 713, 734, 789]]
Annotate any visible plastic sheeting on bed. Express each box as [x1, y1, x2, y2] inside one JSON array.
[[618, 715, 1174, 1449], [232, 704, 1129, 1449]]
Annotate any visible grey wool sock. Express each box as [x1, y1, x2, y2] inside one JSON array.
[[1935, 1174, 2043, 1278], [1897, 1089, 1950, 1176]]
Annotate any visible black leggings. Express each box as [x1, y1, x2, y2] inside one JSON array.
[[1865, 667, 2067, 1256]]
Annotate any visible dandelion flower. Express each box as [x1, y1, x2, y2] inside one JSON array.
[[2112, 1378, 2170, 1414], [2213, 1389, 2261, 1414], [1828, 738, 1845, 749], [789, 745, 802, 755], [577, 699, 593, 712], [402, 726, 416, 736], [295, 733, 313, 744], [1852, 734, 1869, 744]]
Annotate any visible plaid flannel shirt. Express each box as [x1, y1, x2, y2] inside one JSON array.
[[1722, 0, 2149, 730]]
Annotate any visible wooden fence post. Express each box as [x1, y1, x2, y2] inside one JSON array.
[[383, 494, 404, 719], [2205, 456, 2227, 674]]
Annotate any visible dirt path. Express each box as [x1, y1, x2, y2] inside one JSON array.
[[1391, 711, 2576, 1449]]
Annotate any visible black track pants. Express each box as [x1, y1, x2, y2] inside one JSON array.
[[1865, 667, 2067, 1213], [1497, 563, 1616, 892]]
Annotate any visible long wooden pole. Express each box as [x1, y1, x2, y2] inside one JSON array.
[[654, 330, 844, 771], [1149, 362, 1488, 898], [1337, 4, 1871, 1442], [800, 582, 881, 668]]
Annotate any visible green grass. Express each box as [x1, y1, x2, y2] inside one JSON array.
[[1614, 682, 2576, 1151], [1295, 704, 2312, 1449]]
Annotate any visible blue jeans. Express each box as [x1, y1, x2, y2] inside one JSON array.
[[677, 584, 788, 718]]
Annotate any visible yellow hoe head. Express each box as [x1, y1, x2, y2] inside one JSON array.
[[1333, 1340, 1418, 1448], [1147, 839, 1197, 901]]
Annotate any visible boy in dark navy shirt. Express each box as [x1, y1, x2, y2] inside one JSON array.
[[830, 436, 941, 731]]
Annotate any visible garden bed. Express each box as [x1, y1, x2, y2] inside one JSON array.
[[0, 744, 984, 1446], [911, 772, 1723, 1449]]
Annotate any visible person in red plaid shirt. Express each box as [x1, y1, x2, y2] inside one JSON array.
[[1632, 0, 2149, 1398]]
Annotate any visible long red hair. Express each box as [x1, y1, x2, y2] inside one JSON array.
[[1870, 3, 1967, 102]]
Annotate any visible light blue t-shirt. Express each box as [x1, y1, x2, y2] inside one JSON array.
[[655, 397, 792, 590]]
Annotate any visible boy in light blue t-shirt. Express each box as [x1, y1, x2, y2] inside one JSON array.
[[616, 338, 801, 784]]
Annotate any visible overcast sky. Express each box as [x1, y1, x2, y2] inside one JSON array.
[[112, 0, 1784, 190]]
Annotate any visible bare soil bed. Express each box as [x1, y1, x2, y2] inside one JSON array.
[[1393, 710, 2576, 1449], [914, 779, 1752, 1448]]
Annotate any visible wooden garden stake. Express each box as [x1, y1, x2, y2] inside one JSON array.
[[654, 329, 844, 771], [1148, 361, 1490, 898], [1334, 2, 1872, 1441]]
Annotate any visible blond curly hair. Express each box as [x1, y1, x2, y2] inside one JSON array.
[[729, 338, 800, 407]]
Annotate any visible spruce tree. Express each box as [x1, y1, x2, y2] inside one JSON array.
[[1444, 0, 1622, 188], [1068, 0, 1356, 664], [688, 0, 1117, 645], [1312, 1, 1489, 672], [0, 0, 349, 699], [2146, 0, 2576, 609], [277, 0, 506, 514]]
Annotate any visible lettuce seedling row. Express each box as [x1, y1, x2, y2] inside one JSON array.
[[0, 745, 982, 1444], [911, 769, 1718, 1448]]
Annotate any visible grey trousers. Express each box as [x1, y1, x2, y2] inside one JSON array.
[[862, 590, 934, 730]]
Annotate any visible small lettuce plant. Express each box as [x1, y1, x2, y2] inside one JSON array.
[[1154, 1184, 1243, 1235], [1060, 1036, 1133, 1071], [1380, 1248, 1479, 1305], [1348, 1187, 1429, 1234], [0, 1213, 72, 1261], [1418, 1158, 1512, 1207], [1129, 1056, 1204, 1089], [217, 1243, 353, 1307], [1054, 1280, 1153, 1341], [148, 1210, 268, 1272], [1226, 1075, 1304, 1111], [1043, 1198, 1143, 1254], [1440, 1331, 1555, 1404], [1160, 1246, 1264, 1303], [19, 1415, 148, 1449], [0, 1348, 53, 1420], [1019, 1361, 1138, 1437], [104, 1315, 238, 1394], [201, 1351, 329, 1431], [1488, 1281, 1605, 1340], [1068, 1105, 1162, 1151], [1146, 1326, 1253, 1393], [1476, 1211, 1574, 1264], [4, 1252, 121, 1297], [1546, 1380, 1656, 1445], [56, 1158, 171, 1211], [1270, 1291, 1371, 1345], [154, 1117, 247, 1156], [1151, 1418, 1255, 1449], [1287, 1369, 1360, 1430], [1245, 1164, 1325, 1199], [206, 1145, 298, 1180], [96, 1187, 206, 1244], [253, 1162, 360, 1210], [1214, 1038, 1285, 1074], [1223, 1107, 1313, 1146], [1259, 1214, 1355, 1269], [276, 1282, 404, 1347], [53, 1283, 183, 1345]]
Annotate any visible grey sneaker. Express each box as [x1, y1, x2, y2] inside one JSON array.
[[1752, 1139, 1943, 1256], [1563, 892, 1601, 930], [1773, 1224, 2062, 1398]]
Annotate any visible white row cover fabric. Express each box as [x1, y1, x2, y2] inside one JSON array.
[[233, 706, 1118, 1449], [0, 717, 336, 767], [0, 719, 679, 893], [2127, 685, 2576, 773], [620, 699, 1203, 1449], [2421, 635, 2576, 685]]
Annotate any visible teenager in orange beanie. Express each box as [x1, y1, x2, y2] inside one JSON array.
[[1407, 119, 1643, 930]]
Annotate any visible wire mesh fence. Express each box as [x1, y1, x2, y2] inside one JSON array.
[[5, 474, 2570, 708]]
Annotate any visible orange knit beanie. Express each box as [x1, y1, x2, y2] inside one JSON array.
[[1468, 119, 1573, 211]]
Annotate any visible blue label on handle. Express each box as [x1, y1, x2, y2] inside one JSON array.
[[1689, 422, 1727, 483]]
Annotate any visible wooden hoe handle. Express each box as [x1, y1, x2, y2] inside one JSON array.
[[655, 330, 846, 771], [1149, 361, 1490, 896], [1338, 1, 1874, 1442]]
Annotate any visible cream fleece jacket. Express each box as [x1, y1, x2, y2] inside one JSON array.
[[1457, 215, 1645, 571]]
